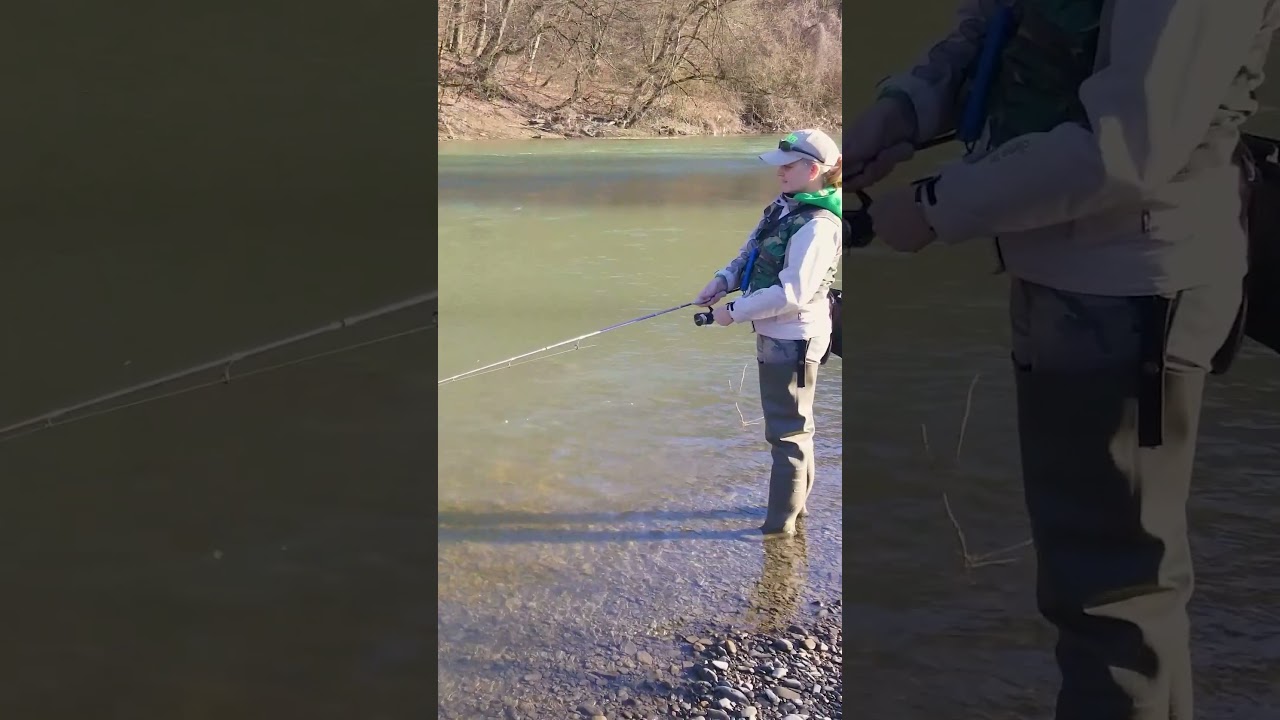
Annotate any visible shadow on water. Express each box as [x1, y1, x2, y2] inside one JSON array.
[[437, 506, 768, 544], [439, 506, 816, 622]]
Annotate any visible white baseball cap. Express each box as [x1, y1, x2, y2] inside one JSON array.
[[758, 128, 840, 167]]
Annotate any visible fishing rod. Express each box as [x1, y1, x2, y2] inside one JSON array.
[[0, 291, 436, 444], [438, 302, 695, 386]]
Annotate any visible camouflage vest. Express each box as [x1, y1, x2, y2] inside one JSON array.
[[744, 203, 840, 299], [984, 0, 1103, 149], [982, 0, 1252, 173]]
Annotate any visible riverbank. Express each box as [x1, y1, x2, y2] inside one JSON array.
[[608, 600, 843, 720], [436, 38, 841, 144], [438, 0, 839, 142], [438, 85, 840, 143], [438, 85, 741, 141]]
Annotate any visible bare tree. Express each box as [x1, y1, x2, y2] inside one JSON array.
[[614, 0, 744, 126], [447, 0, 468, 52], [438, 0, 841, 134]]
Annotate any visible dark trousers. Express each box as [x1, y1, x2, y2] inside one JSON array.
[[1009, 277, 1241, 720]]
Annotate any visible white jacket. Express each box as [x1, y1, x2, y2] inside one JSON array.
[[714, 196, 842, 341]]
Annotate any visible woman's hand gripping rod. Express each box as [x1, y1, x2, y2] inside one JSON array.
[[842, 132, 957, 250]]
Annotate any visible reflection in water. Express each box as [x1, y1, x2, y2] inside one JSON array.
[[746, 531, 810, 633], [439, 169, 774, 208]]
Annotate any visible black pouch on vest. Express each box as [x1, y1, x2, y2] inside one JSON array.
[[1213, 132, 1280, 373], [1240, 133, 1280, 358], [827, 288, 842, 360]]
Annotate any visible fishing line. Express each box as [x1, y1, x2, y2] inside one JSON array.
[[0, 291, 436, 445], [441, 343, 599, 383], [438, 302, 693, 386]]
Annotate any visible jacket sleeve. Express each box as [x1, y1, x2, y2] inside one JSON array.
[[714, 235, 755, 293], [875, 0, 995, 143], [729, 217, 841, 323], [921, 0, 1277, 244]]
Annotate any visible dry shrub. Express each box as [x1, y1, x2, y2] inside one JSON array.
[[720, 0, 843, 130], [658, 86, 747, 136]]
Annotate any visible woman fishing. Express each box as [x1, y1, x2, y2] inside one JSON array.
[[693, 128, 843, 536]]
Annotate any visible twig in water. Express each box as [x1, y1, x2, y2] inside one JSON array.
[[931, 375, 1032, 571], [943, 492, 1032, 570], [971, 539, 1034, 565], [942, 493, 972, 564], [955, 373, 981, 462], [732, 361, 763, 426]]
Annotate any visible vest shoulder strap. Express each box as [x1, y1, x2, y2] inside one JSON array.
[[752, 203, 832, 246]]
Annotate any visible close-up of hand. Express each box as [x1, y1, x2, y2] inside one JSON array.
[[694, 276, 728, 307], [844, 97, 917, 191], [713, 303, 734, 326], [869, 185, 936, 253]]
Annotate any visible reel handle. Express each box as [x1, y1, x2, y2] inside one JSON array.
[[844, 189, 877, 249], [843, 132, 956, 249]]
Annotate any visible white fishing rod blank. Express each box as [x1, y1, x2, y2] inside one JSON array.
[[438, 302, 695, 386]]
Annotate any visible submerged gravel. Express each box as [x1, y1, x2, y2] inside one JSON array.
[[444, 599, 843, 720]]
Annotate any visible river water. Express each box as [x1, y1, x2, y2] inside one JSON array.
[[438, 135, 1280, 719], [438, 137, 846, 714]]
